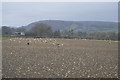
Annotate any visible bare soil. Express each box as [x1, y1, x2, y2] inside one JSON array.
[[2, 38, 118, 78]]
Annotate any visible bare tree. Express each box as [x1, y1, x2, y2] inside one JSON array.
[[30, 23, 53, 38]]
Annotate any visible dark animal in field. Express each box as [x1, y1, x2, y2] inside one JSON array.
[[56, 43, 60, 46], [56, 43, 64, 47], [27, 42, 30, 45]]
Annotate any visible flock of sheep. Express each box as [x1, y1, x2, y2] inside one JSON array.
[[9, 37, 112, 47], [9, 37, 64, 47]]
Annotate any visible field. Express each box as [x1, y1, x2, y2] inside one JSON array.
[[2, 38, 118, 78], [0, 36, 14, 40]]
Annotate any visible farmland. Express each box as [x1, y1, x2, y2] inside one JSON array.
[[2, 38, 118, 78]]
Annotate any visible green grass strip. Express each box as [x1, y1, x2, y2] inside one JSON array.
[[95, 40, 120, 43], [0, 36, 14, 40]]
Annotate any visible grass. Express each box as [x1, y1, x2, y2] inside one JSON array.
[[1, 36, 120, 43], [95, 39, 120, 43], [111, 41, 120, 43], [0, 36, 2, 40], [0, 36, 14, 40]]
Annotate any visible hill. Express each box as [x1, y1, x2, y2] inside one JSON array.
[[25, 20, 118, 33]]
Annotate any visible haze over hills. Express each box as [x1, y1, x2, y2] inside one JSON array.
[[24, 20, 118, 33]]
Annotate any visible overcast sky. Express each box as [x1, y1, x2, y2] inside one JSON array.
[[2, 2, 118, 27]]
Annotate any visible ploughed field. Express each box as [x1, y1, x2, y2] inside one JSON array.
[[2, 38, 118, 78]]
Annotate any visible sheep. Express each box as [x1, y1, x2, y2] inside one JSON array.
[[56, 43, 61, 47], [53, 39, 56, 42], [53, 43, 64, 47], [9, 39, 12, 41], [61, 44, 64, 46], [108, 40, 112, 44], [44, 40, 47, 43], [82, 39, 87, 40], [27, 40, 31, 45]]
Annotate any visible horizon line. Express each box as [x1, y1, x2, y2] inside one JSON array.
[[1, 20, 118, 28]]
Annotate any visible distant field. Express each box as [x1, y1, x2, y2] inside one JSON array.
[[1, 36, 120, 43], [95, 40, 120, 43], [0, 36, 1, 40], [0, 36, 14, 40], [2, 38, 118, 78], [111, 41, 120, 43]]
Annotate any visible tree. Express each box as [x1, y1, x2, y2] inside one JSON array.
[[30, 23, 53, 37], [16, 26, 26, 32], [77, 31, 87, 39], [107, 32, 118, 40], [62, 29, 79, 38], [118, 32, 120, 41], [53, 30, 61, 38], [2, 26, 15, 36], [88, 31, 118, 40]]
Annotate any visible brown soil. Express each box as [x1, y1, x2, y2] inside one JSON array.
[[2, 38, 118, 78]]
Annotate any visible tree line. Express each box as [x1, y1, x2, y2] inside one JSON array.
[[1, 23, 119, 41]]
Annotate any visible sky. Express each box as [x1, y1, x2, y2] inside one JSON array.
[[1, 0, 120, 2], [2, 2, 118, 27]]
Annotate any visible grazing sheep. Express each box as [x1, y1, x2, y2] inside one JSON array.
[[34, 39, 36, 41], [44, 40, 47, 43], [52, 43, 55, 46], [27, 40, 30, 45], [53, 43, 64, 47], [61, 44, 64, 46], [56, 43, 61, 47], [82, 39, 87, 40], [53, 39, 56, 42], [9, 39, 12, 41], [108, 40, 112, 44]]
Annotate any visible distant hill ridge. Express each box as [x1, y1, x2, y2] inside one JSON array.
[[24, 20, 118, 32]]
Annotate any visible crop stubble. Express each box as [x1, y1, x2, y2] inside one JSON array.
[[2, 38, 118, 78]]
